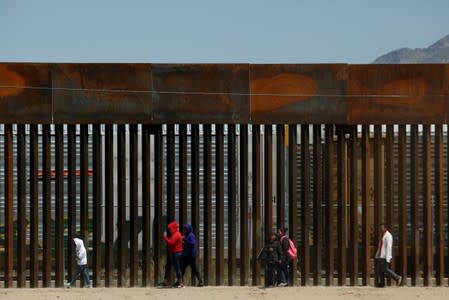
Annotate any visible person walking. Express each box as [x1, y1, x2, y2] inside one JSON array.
[[181, 224, 203, 286], [161, 221, 184, 288], [65, 236, 92, 288], [258, 232, 283, 287], [277, 228, 290, 286], [375, 223, 402, 287]]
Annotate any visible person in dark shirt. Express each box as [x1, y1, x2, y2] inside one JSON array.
[[258, 233, 282, 287], [181, 224, 203, 286], [277, 228, 290, 286]]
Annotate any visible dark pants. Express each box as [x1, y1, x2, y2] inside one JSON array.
[[181, 256, 202, 283], [378, 258, 400, 286], [69, 264, 91, 287], [279, 259, 290, 285], [164, 252, 183, 282], [264, 263, 279, 287]]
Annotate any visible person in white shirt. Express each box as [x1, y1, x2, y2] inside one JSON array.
[[66, 236, 92, 288], [375, 223, 402, 287]]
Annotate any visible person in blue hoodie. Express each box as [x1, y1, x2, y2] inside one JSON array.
[[181, 224, 203, 286]]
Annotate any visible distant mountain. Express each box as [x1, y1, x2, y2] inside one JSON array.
[[373, 34, 449, 63]]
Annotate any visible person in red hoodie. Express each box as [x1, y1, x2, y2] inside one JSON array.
[[161, 221, 184, 288]]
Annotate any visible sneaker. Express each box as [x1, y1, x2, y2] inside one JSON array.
[[278, 282, 288, 287], [85, 285, 92, 288], [397, 276, 402, 286], [175, 283, 184, 288], [65, 283, 71, 288]]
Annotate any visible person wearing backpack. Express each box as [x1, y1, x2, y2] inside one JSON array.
[[277, 227, 294, 286], [258, 232, 283, 287]]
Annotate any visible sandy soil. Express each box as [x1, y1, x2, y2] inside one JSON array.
[[1, 286, 449, 300]]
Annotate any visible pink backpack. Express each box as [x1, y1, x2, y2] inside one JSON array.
[[281, 236, 297, 259]]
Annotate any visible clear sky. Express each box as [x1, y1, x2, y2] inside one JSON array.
[[1, 0, 448, 63]]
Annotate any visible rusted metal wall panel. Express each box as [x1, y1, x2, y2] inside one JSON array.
[[151, 64, 250, 124], [0, 64, 52, 123], [347, 64, 449, 124], [52, 64, 152, 124], [250, 64, 347, 124]]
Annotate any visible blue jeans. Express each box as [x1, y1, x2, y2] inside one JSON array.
[[164, 252, 183, 282], [279, 259, 291, 285], [69, 264, 91, 287]]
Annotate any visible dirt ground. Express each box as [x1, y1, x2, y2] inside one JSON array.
[[1, 286, 449, 300]]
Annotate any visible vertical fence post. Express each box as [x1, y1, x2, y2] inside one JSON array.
[[80, 125, 89, 254], [29, 124, 39, 287], [191, 125, 200, 285], [80, 124, 89, 287], [67, 125, 77, 281], [105, 124, 115, 286], [423, 125, 432, 286], [435, 124, 444, 286], [398, 125, 407, 286], [289, 124, 298, 286], [385, 125, 394, 285], [301, 124, 311, 286], [93, 124, 102, 287], [325, 125, 335, 286], [240, 124, 249, 286], [264, 125, 273, 241], [203, 124, 212, 285], [276, 125, 285, 227], [129, 124, 138, 287], [17, 124, 26, 287], [117, 124, 127, 287], [141, 125, 152, 286], [312, 124, 323, 286], [349, 126, 358, 286], [373, 125, 383, 285], [410, 125, 419, 286], [42, 124, 51, 287], [251, 125, 261, 286], [154, 125, 163, 284], [361, 125, 371, 285], [216, 124, 225, 285], [167, 125, 175, 222], [179, 125, 188, 228], [3, 124, 13, 288], [337, 126, 347, 286], [55, 124, 64, 287], [227, 124, 237, 286]]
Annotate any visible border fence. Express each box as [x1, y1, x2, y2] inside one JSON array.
[[1, 63, 449, 287]]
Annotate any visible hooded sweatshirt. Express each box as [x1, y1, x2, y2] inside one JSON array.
[[163, 221, 183, 254], [73, 237, 87, 265], [183, 224, 198, 258]]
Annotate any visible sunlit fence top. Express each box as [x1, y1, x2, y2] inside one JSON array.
[[1, 63, 449, 125]]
